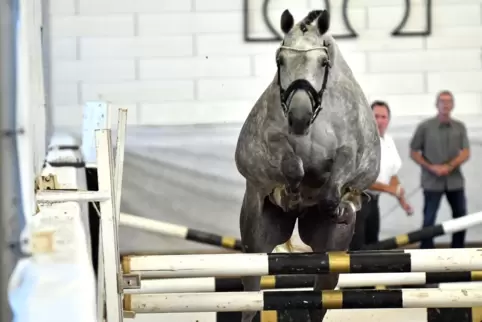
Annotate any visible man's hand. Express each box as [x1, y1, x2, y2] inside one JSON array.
[[429, 164, 451, 176], [399, 197, 414, 216]]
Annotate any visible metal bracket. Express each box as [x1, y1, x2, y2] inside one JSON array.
[[122, 273, 141, 289], [35, 174, 60, 191], [123, 311, 136, 319]]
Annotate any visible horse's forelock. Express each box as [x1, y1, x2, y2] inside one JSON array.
[[286, 10, 325, 44], [281, 10, 331, 49]]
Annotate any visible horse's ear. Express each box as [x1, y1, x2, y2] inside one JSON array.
[[317, 10, 330, 35], [280, 9, 294, 34]]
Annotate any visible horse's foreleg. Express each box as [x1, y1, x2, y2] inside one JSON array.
[[239, 184, 296, 322], [298, 207, 357, 322], [323, 146, 356, 217], [235, 132, 304, 211]]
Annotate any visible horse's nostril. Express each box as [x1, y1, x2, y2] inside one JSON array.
[[288, 117, 293, 127]]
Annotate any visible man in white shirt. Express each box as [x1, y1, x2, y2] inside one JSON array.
[[349, 101, 413, 250]]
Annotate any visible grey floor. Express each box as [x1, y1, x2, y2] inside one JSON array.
[[115, 121, 482, 255]]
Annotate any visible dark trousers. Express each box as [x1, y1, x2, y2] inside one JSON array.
[[420, 188, 467, 249], [349, 194, 380, 250]]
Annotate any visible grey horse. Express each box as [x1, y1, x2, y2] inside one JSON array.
[[234, 9, 381, 322]]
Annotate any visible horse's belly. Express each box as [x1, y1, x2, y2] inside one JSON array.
[[299, 158, 333, 189]]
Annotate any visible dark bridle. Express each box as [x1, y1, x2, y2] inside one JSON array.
[[275, 11, 331, 125]]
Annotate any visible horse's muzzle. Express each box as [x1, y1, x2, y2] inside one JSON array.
[[288, 109, 312, 135]]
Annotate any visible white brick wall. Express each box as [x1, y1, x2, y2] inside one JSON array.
[[48, 0, 482, 127]]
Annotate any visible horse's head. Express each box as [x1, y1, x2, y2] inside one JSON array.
[[276, 9, 332, 136]]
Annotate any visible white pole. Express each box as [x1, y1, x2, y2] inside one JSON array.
[[95, 129, 122, 322], [443, 211, 482, 233], [125, 253, 269, 278], [401, 288, 482, 308], [114, 108, 127, 225], [124, 277, 217, 294], [125, 272, 482, 294], [126, 274, 423, 294], [81, 101, 111, 321], [35, 190, 111, 203], [124, 289, 482, 313], [123, 249, 482, 278], [119, 212, 188, 239], [338, 272, 425, 288], [127, 292, 264, 313]]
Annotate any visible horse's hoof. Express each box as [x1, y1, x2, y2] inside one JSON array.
[[333, 202, 357, 224], [342, 200, 357, 214], [341, 191, 362, 212]]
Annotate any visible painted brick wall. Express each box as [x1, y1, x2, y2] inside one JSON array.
[[48, 0, 482, 128]]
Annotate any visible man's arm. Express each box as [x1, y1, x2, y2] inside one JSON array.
[[370, 181, 396, 195], [369, 176, 403, 199], [409, 122, 433, 171], [389, 175, 400, 187], [410, 151, 433, 171], [446, 124, 470, 171]]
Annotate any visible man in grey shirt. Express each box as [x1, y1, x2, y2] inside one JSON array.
[[409, 90, 471, 249]]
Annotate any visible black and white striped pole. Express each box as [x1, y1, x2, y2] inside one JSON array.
[[364, 211, 482, 250], [124, 271, 482, 294], [122, 248, 482, 278], [214, 306, 482, 322], [123, 288, 482, 313], [119, 212, 242, 251]]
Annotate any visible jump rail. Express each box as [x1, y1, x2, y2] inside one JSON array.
[[119, 210, 482, 254], [121, 248, 482, 278], [124, 271, 482, 294], [123, 288, 482, 313], [212, 307, 482, 322], [365, 211, 482, 250], [120, 212, 242, 251]]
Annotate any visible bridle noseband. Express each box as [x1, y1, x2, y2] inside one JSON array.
[[276, 44, 331, 125]]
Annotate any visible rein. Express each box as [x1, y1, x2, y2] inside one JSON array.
[[276, 45, 331, 125]]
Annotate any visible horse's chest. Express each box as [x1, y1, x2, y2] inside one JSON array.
[[290, 137, 333, 172]]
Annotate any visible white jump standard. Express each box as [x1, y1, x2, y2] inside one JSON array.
[[121, 248, 482, 278]]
